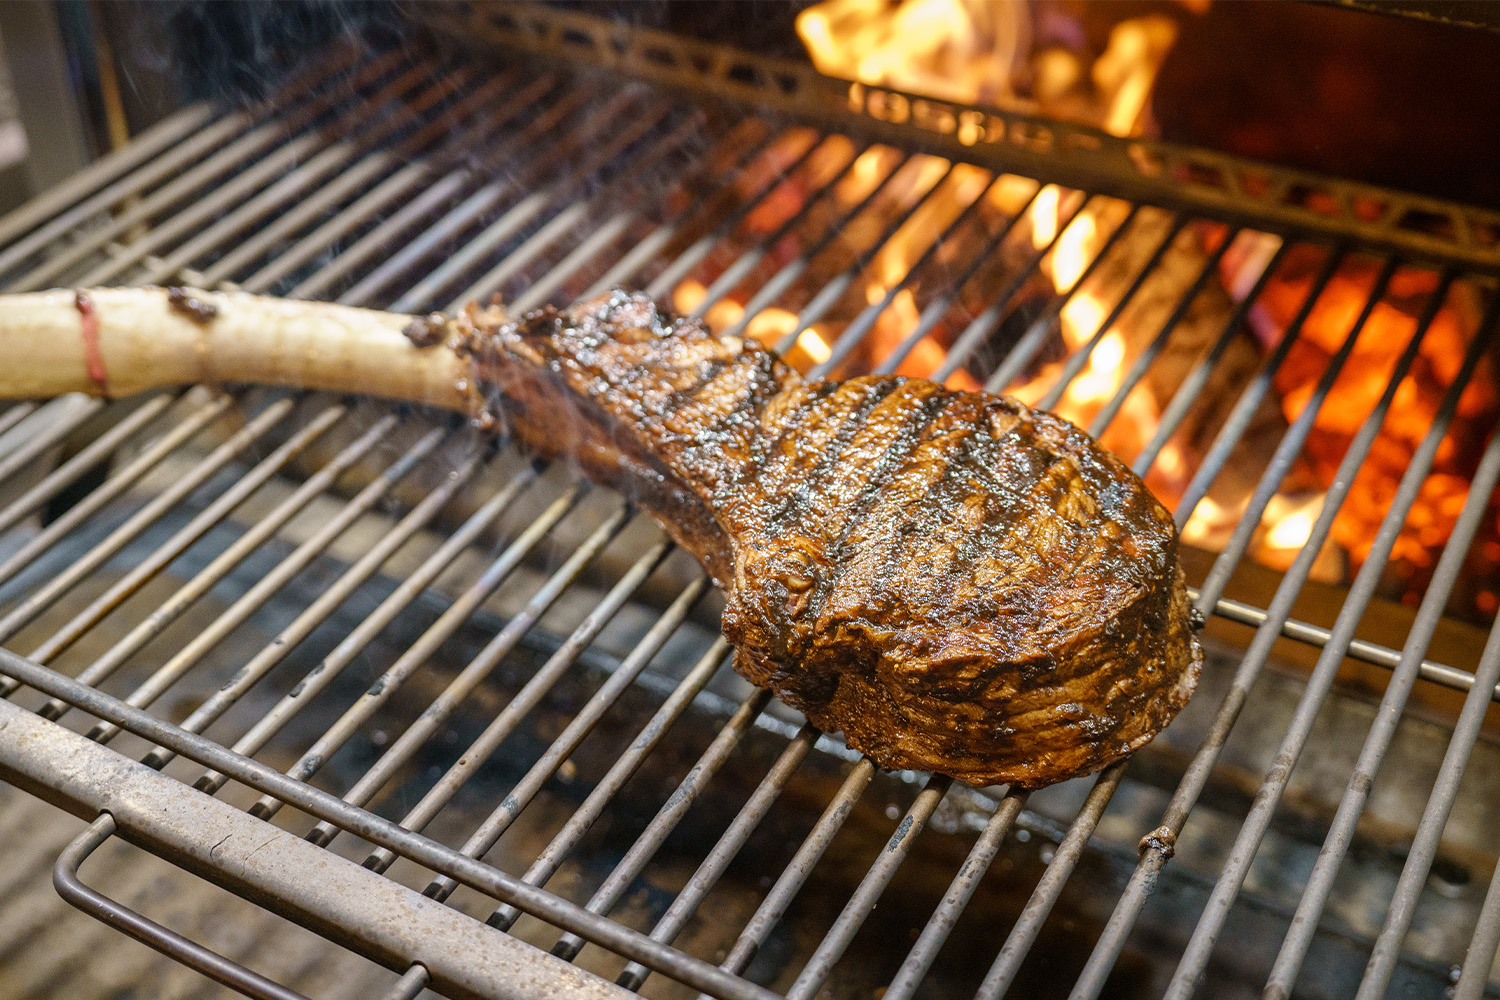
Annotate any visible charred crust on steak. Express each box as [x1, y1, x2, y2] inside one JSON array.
[[1139, 824, 1177, 859], [402, 312, 450, 348], [166, 287, 219, 324], [456, 289, 1203, 788]]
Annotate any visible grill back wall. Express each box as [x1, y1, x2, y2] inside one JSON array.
[[0, 4, 1497, 1000]]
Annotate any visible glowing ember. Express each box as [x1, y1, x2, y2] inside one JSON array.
[[1051, 212, 1099, 293], [1030, 185, 1061, 250], [663, 0, 1499, 618], [1245, 249, 1499, 591], [1262, 493, 1323, 552], [1182, 497, 1243, 551]]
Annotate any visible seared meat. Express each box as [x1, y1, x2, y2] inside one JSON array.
[[453, 290, 1202, 788]]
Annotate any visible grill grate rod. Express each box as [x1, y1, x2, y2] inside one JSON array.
[[10, 48, 412, 292], [972, 769, 1124, 1000], [1192, 257, 1398, 613], [627, 131, 832, 302], [474, 641, 740, 924], [1036, 217, 1190, 413], [683, 146, 901, 315], [33, 410, 399, 708], [1457, 828, 1500, 1000], [1172, 245, 1348, 526], [0, 393, 174, 539], [402, 92, 681, 312], [242, 70, 561, 296], [0, 398, 106, 489], [1362, 530, 1500, 997], [0, 401, 40, 440], [0, 52, 353, 280], [1131, 237, 1291, 477], [433, 575, 719, 909], [1158, 272, 1475, 997], [25, 401, 352, 670], [0, 648, 784, 1000], [880, 788, 1032, 1000], [785, 775, 956, 1000], [191, 457, 542, 792], [1264, 372, 1500, 998], [244, 481, 590, 822], [380, 967, 430, 1000], [550, 686, 781, 964], [0, 102, 215, 250], [1087, 227, 1241, 440], [199, 69, 525, 288], [341, 82, 627, 308], [508, 119, 779, 315], [789, 171, 1032, 373], [760, 159, 974, 374], [877, 187, 1088, 380], [0, 394, 294, 648], [359, 534, 682, 875], [83, 59, 463, 290], [54, 814, 314, 1000], [440, 107, 707, 313], [966, 202, 1144, 391], [133, 65, 488, 290], [0, 393, 236, 695], [88, 423, 460, 749], [301, 501, 637, 847], [277, 72, 570, 301], [708, 759, 881, 987], [614, 720, 821, 993]]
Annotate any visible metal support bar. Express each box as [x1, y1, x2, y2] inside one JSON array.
[[0, 650, 782, 1000], [54, 815, 311, 1000], [0, 699, 636, 1000]]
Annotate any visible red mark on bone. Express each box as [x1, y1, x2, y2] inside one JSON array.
[[75, 290, 109, 395]]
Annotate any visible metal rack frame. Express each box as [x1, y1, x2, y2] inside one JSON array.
[[0, 15, 1494, 1000]]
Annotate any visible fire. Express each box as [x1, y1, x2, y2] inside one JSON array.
[[797, 0, 1030, 107], [1030, 185, 1060, 250], [1051, 212, 1099, 293], [1182, 497, 1242, 551], [1262, 493, 1323, 552], [1247, 249, 1499, 588], [797, 0, 1177, 138], [1093, 16, 1179, 136], [671, 1, 1500, 605]]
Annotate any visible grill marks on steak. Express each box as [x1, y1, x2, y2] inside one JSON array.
[[453, 290, 1202, 788]]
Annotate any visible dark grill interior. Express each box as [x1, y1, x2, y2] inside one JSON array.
[[0, 6, 1497, 1000]]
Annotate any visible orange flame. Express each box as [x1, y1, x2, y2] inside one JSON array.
[[797, 0, 1030, 106]]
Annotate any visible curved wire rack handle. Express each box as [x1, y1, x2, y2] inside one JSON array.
[[54, 812, 312, 1000]]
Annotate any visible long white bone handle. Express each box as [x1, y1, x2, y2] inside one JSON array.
[[0, 287, 478, 412]]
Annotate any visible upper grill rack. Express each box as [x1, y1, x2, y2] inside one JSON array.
[[0, 20, 1493, 1000], [413, 2, 1500, 274]]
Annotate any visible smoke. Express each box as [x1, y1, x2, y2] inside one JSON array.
[[143, 0, 410, 104]]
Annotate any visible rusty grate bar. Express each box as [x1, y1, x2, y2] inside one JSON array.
[[0, 39, 1495, 1000]]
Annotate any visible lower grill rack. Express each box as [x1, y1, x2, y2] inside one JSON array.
[[0, 27, 1496, 1000]]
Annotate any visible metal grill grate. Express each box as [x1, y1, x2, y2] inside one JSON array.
[[0, 15, 1497, 1000]]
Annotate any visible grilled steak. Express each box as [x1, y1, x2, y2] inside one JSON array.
[[451, 290, 1202, 788]]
